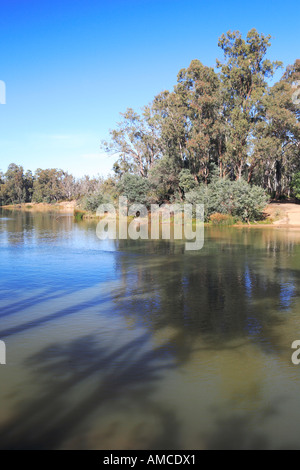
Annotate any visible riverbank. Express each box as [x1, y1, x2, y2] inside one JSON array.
[[261, 202, 300, 227], [1, 201, 76, 213], [3, 201, 300, 227]]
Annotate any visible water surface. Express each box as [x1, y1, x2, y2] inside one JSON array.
[[0, 209, 300, 449]]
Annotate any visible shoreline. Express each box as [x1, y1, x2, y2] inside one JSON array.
[[3, 201, 300, 229], [1, 201, 76, 213]]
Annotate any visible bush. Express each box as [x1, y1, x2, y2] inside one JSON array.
[[230, 180, 268, 222], [185, 177, 268, 222], [179, 169, 197, 194], [118, 173, 151, 205], [80, 192, 112, 212]]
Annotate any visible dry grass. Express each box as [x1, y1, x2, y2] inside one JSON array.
[[2, 201, 76, 213]]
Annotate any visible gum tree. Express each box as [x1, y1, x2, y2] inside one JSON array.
[[217, 29, 282, 179]]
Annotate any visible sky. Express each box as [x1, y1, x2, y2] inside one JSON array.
[[0, 0, 299, 178]]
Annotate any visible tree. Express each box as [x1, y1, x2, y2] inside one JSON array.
[[175, 60, 224, 182], [32, 168, 65, 203], [1, 164, 28, 204], [148, 156, 181, 203], [61, 172, 76, 200], [253, 66, 300, 196], [102, 107, 162, 177], [217, 29, 282, 180], [75, 175, 103, 198], [291, 172, 300, 200]]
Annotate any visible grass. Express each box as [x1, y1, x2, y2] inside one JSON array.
[[209, 213, 236, 226]]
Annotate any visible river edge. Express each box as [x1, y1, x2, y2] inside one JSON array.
[[3, 201, 300, 229]]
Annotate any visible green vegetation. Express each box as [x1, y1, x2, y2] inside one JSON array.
[[74, 209, 85, 221], [80, 192, 112, 212], [1, 30, 299, 223], [185, 176, 267, 222], [118, 173, 151, 205], [291, 172, 300, 200]]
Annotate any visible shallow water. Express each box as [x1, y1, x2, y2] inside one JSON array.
[[0, 209, 300, 449]]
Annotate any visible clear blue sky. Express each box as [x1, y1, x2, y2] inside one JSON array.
[[0, 0, 299, 178]]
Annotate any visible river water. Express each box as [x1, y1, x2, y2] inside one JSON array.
[[0, 209, 300, 449]]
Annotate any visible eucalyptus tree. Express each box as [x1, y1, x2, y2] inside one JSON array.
[[175, 59, 224, 182], [217, 29, 282, 180], [151, 88, 189, 170], [1, 163, 29, 204], [32, 168, 65, 203], [252, 71, 300, 196], [102, 107, 163, 177]]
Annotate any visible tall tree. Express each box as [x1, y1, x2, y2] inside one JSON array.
[[102, 107, 162, 177], [217, 29, 282, 179], [1, 163, 28, 204], [175, 59, 224, 182], [252, 65, 300, 196], [32, 168, 65, 203]]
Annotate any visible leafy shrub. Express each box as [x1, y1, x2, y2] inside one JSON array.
[[118, 173, 151, 205], [185, 177, 268, 222], [80, 192, 112, 212], [230, 180, 268, 222], [179, 169, 197, 194]]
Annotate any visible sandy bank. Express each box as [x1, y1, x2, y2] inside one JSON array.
[[1, 201, 76, 213]]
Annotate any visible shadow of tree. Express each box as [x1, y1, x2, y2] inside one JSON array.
[[0, 333, 180, 450]]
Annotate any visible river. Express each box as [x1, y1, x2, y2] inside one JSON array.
[[0, 209, 300, 449]]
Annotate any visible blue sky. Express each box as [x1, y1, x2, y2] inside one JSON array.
[[0, 0, 299, 178]]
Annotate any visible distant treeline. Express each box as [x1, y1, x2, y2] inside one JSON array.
[[0, 164, 105, 205]]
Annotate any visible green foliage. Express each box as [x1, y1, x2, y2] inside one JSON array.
[[80, 192, 112, 212], [102, 107, 162, 177], [32, 168, 65, 203], [118, 173, 151, 205], [147, 157, 181, 204], [0, 164, 33, 205], [178, 169, 196, 194], [216, 29, 283, 179], [291, 172, 300, 199], [185, 177, 268, 222], [230, 180, 268, 222]]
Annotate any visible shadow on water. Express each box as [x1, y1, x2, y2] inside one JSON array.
[[0, 288, 77, 320], [0, 290, 111, 338], [1, 214, 300, 448], [0, 333, 179, 450]]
